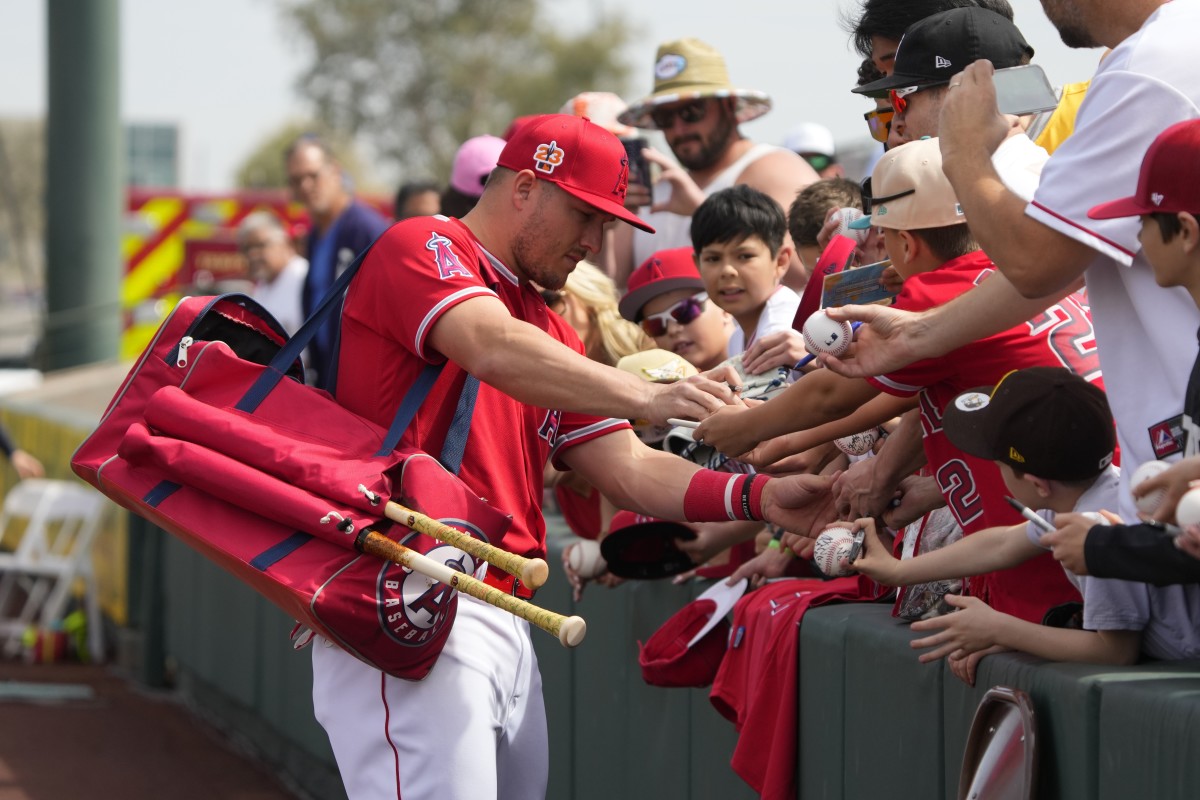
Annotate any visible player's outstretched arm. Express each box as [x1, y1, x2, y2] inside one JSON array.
[[695, 368, 880, 458], [430, 295, 735, 426]]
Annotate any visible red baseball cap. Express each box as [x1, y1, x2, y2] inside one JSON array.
[[638, 578, 749, 687], [618, 246, 705, 321], [497, 114, 654, 234], [1089, 119, 1200, 220]]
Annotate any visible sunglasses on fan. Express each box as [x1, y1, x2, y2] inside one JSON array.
[[640, 293, 708, 337]]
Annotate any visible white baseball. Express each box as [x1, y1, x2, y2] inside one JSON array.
[[831, 206, 869, 245], [1175, 487, 1200, 528], [813, 527, 857, 578], [834, 428, 880, 457], [802, 311, 854, 358], [1131, 460, 1171, 515], [566, 538, 607, 579]]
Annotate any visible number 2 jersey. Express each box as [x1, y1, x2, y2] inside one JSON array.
[[867, 249, 1104, 622], [334, 215, 630, 561]]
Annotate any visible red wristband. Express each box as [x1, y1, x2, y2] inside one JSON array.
[[683, 471, 768, 522]]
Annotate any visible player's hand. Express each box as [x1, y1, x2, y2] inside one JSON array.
[[818, 304, 934, 378], [741, 330, 808, 375], [910, 594, 1003, 663], [644, 148, 706, 217], [1135, 456, 1200, 523], [938, 60, 1010, 169], [882, 474, 946, 530], [644, 375, 737, 427], [9, 449, 45, 480], [948, 644, 1008, 687], [847, 517, 903, 585], [761, 473, 838, 539], [693, 405, 759, 459]]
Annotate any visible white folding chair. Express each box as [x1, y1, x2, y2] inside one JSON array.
[[0, 478, 109, 661]]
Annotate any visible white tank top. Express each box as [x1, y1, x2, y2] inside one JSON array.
[[632, 142, 784, 267]]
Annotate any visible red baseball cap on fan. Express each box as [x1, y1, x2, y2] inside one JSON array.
[[638, 578, 749, 687], [1089, 119, 1200, 220], [497, 114, 655, 234], [618, 246, 705, 322]]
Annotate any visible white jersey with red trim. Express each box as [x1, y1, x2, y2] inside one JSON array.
[[335, 214, 630, 560], [1025, 0, 1200, 521]]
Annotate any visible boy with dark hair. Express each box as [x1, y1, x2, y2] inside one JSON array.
[[846, 0, 1015, 70], [696, 136, 1102, 624], [691, 184, 800, 358], [852, 367, 1200, 685]]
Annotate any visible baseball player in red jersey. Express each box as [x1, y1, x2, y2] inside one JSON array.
[[311, 114, 837, 800], [697, 137, 1103, 624]]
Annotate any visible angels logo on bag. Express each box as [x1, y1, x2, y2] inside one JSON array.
[[378, 517, 488, 645]]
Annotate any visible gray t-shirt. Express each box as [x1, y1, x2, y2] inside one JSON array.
[[1027, 465, 1200, 661]]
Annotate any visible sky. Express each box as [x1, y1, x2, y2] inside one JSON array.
[[0, 0, 1105, 192]]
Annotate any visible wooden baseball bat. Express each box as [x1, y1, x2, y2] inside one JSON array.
[[360, 530, 586, 647], [384, 500, 549, 590]]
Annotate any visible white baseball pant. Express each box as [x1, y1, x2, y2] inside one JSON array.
[[312, 593, 548, 800]]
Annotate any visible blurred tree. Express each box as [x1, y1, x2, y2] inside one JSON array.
[[277, 0, 634, 181]]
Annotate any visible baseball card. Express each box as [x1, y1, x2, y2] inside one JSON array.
[[821, 258, 898, 309]]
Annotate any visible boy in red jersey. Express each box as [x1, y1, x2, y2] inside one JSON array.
[[697, 136, 1103, 624]]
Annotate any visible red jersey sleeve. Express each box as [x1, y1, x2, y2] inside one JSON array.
[[342, 217, 497, 363]]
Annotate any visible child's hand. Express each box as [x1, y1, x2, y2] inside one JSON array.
[[948, 645, 1008, 687], [726, 545, 796, 588], [741, 330, 808, 375], [847, 518, 903, 585], [693, 405, 759, 458], [909, 594, 1002, 663]]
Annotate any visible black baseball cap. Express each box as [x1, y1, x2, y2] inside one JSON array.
[[853, 7, 1035, 96], [942, 367, 1115, 482]]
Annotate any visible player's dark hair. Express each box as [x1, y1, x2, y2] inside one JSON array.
[[440, 186, 480, 219], [393, 180, 441, 220], [1150, 212, 1185, 242], [857, 58, 886, 88], [788, 178, 864, 248], [691, 185, 787, 256], [845, 0, 1016, 59], [911, 223, 978, 262]]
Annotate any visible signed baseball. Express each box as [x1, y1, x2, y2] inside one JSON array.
[[813, 527, 858, 578], [831, 206, 870, 245], [835, 427, 881, 457], [802, 310, 854, 358], [1131, 460, 1171, 515], [566, 538, 607, 579]]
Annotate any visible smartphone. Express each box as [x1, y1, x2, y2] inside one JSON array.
[[992, 64, 1059, 116], [622, 137, 652, 189]]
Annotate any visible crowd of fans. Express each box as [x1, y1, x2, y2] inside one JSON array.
[[218, 0, 1200, 795]]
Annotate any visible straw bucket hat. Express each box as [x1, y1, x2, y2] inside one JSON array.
[[618, 38, 772, 130]]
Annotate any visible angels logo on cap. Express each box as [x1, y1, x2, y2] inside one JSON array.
[[498, 114, 654, 233]]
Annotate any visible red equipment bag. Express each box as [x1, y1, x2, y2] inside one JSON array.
[[73, 257, 508, 680]]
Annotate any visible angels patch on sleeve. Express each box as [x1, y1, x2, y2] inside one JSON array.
[[426, 232, 472, 280]]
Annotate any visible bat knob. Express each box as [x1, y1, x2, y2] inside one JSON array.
[[521, 558, 550, 590], [558, 616, 587, 648]]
